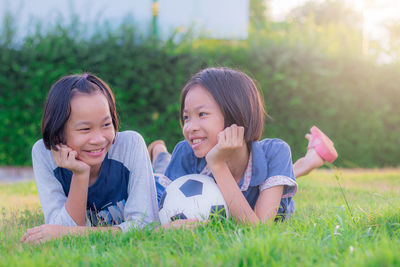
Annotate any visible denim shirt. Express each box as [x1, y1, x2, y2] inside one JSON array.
[[163, 138, 296, 218]]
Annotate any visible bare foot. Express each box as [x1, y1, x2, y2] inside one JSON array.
[[152, 143, 168, 161], [293, 134, 324, 178], [148, 140, 168, 164], [305, 134, 325, 168]]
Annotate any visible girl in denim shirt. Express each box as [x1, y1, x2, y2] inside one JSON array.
[[149, 67, 338, 226]]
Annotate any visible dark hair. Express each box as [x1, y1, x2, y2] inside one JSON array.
[[180, 67, 266, 148], [42, 73, 118, 150]]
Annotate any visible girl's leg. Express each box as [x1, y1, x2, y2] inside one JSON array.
[[148, 140, 172, 203], [148, 140, 171, 174], [293, 126, 338, 178], [293, 140, 324, 177]]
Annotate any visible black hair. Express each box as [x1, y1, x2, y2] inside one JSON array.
[[180, 67, 266, 148], [42, 73, 118, 150]]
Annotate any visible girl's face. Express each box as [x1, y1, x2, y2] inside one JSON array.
[[64, 92, 115, 170], [182, 85, 225, 158]]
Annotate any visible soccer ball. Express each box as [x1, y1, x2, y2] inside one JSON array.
[[158, 174, 229, 225]]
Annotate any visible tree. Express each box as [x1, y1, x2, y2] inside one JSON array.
[[249, 0, 270, 31], [287, 0, 362, 29], [383, 20, 400, 61]]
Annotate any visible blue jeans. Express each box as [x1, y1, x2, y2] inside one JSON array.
[[153, 152, 171, 174], [153, 152, 171, 203]]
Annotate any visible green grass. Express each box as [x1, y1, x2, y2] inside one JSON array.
[[1, 169, 400, 266]]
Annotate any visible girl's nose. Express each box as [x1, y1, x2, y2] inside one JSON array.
[[184, 119, 200, 133], [89, 130, 106, 144]]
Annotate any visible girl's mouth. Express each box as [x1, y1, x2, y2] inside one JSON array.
[[191, 138, 205, 149], [83, 148, 105, 157]]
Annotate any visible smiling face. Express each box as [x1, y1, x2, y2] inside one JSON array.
[[182, 85, 225, 158], [64, 91, 115, 170]]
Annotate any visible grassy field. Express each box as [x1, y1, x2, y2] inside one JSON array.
[[1, 169, 399, 266]]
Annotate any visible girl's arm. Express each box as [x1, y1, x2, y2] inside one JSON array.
[[51, 144, 91, 226], [209, 162, 283, 225], [254, 186, 284, 221], [114, 131, 159, 232], [24, 132, 158, 244], [32, 141, 90, 227], [63, 171, 90, 225], [206, 125, 284, 225], [21, 224, 121, 244]]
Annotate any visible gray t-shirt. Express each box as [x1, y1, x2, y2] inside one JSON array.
[[32, 131, 159, 233]]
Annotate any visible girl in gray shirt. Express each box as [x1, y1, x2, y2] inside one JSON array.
[[21, 73, 158, 244]]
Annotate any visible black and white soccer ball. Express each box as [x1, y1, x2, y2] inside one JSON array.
[[158, 174, 229, 225]]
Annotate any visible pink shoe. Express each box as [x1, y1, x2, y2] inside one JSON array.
[[307, 126, 338, 163]]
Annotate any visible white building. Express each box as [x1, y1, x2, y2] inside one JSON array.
[[0, 0, 249, 40]]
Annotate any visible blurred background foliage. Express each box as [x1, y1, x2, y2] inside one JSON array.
[[0, 0, 399, 167]]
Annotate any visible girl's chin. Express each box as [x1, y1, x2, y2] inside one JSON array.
[[194, 153, 205, 158], [190, 142, 213, 158], [193, 149, 209, 159], [82, 156, 106, 168]]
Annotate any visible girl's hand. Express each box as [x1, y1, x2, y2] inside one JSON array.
[[158, 218, 207, 230], [206, 124, 245, 167], [20, 224, 68, 244], [51, 144, 90, 175]]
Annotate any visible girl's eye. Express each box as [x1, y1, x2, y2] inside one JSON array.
[[103, 122, 112, 127], [79, 128, 90, 131], [183, 115, 189, 121], [199, 112, 207, 117]]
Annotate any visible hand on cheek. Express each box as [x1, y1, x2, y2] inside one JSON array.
[[51, 145, 90, 175], [206, 124, 245, 166]]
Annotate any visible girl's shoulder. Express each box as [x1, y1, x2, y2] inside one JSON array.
[[110, 131, 146, 152], [31, 139, 58, 170], [171, 140, 194, 156], [170, 140, 200, 166], [113, 130, 144, 145], [164, 140, 203, 179], [32, 139, 52, 159], [254, 138, 292, 159], [104, 131, 152, 176], [107, 130, 147, 160], [250, 138, 295, 186], [32, 139, 46, 153]]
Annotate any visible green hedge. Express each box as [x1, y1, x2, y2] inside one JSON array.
[[0, 22, 399, 167]]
